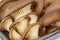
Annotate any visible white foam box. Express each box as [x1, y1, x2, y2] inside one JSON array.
[[39, 29, 60, 40], [0, 31, 8, 40]]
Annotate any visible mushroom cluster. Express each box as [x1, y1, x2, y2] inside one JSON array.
[[0, 0, 60, 40]]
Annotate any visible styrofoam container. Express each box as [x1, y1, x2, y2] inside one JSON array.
[[0, 31, 8, 40], [39, 29, 60, 40]]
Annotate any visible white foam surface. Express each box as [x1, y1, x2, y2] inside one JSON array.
[[55, 37, 60, 40]]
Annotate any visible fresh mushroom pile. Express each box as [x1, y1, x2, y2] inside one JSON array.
[[0, 0, 60, 40]]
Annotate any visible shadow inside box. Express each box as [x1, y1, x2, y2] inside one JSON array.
[[1, 30, 9, 38], [0, 31, 8, 40]]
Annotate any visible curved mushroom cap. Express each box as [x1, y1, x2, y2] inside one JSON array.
[[11, 3, 32, 21], [9, 28, 23, 40], [25, 23, 40, 40], [29, 13, 38, 24], [13, 18, 29, 35], [1, 1, 16, 20], [1, 16, 13, 31], [1, 0, 33, 20]]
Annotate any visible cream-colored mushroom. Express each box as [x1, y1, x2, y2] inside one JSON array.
[[9, 28, 23, 40], [1, 16, 13, 31], [1, 1, 16, 19], [29, 14, 38, 24], [25, 23, 40, 40], [11, 3, 32, 21], [13, 18, 29, 35]]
